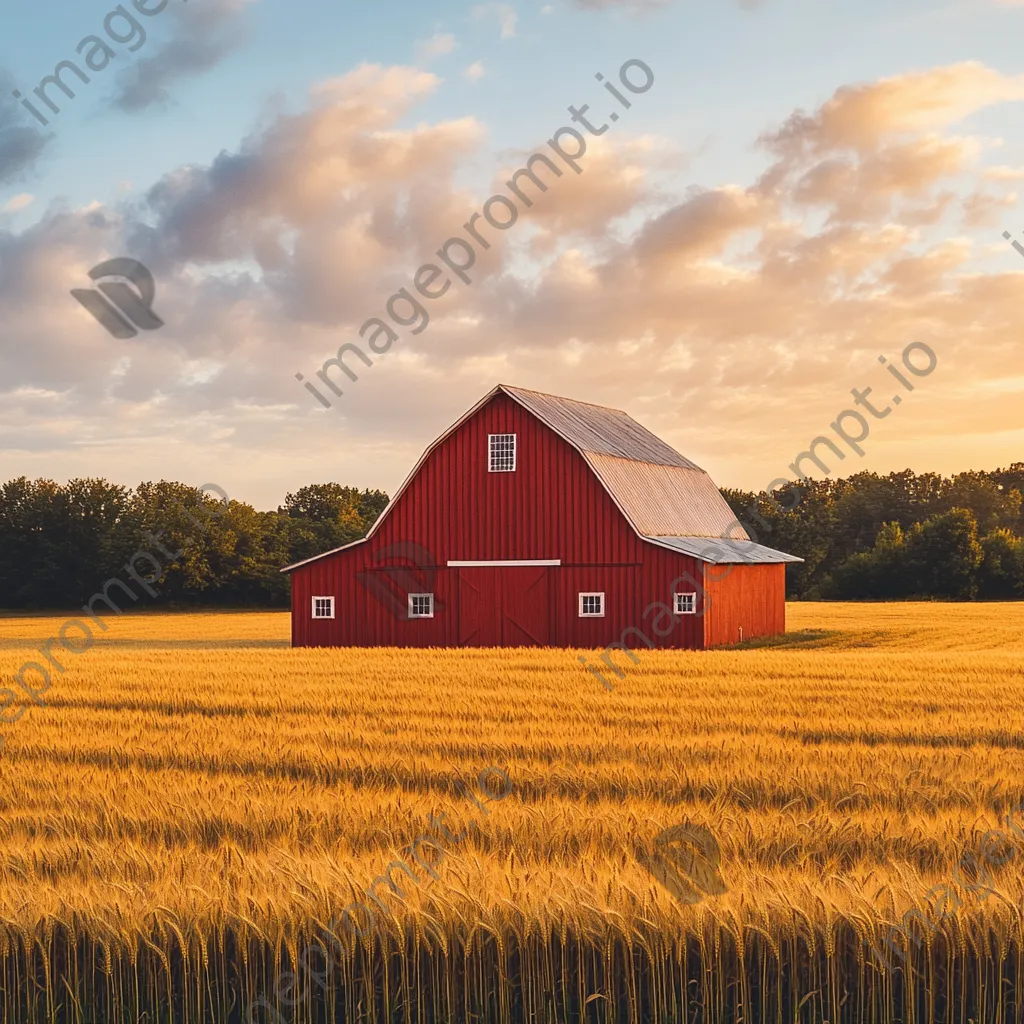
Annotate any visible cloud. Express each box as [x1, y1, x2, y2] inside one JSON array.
[[2, 193, 34, 213], [760, 62, 1024, 159], [572, 0, 667, 8], [129, 65, 476, 276], [984, 165, 1024, 180], [471, 3, 518, 38], [464, 61, 486, 81], [962, 188, 1018, 227], [110, 0, 255, 113], [0, 83, 51, 186], [569, 0, 758, 12], [415, 32, 458, 63], [753, 63, 1024, 227]]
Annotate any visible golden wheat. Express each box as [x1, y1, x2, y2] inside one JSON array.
[[0, 603, 1022, 1022]]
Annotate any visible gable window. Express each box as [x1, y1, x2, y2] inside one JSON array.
[[312, 596, 335, 619], [674, 592, 696, 615], [408, 593, 435, 618], [488, 433, 516, 472], [578, 592, 605, 617]]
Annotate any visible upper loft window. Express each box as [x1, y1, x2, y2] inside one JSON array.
[[488, 433, 517, 472]]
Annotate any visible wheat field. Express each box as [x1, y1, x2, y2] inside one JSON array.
[[0, 603, 1023, 1023]]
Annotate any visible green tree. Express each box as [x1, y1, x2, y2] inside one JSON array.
[[939, 471, 1022, 536], [978, 529, 1024, 599], [901, 508, 983, 599], [280, 483, 387, 565], [828, 522, 908, 599]]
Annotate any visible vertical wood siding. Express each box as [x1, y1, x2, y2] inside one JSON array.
[[702, 563, 786, 647]]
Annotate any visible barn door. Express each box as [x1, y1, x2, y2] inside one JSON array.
[[457, 569, 502, 645], [501, 567, 550, 646], [457, 566, 551, 647]]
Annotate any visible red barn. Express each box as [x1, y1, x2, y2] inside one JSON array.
[[282, 385, 801, 651]]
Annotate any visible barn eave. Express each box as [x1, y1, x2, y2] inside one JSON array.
[[280, 536, 369, 574], [642, 535, 805, 565]]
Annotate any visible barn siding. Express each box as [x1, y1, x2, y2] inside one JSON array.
[[703, 563, 786, 647], [634, 542, 707, 650]]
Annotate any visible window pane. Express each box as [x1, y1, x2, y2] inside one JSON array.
[[489, 434, 516, 472]]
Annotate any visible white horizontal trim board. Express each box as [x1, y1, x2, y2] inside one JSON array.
[[447, 559, 561, 567]]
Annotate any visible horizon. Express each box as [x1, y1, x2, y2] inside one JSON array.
[[1, 453, 1019, 514]]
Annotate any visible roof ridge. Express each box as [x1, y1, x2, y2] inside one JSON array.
[[498, 383, 629, 417]]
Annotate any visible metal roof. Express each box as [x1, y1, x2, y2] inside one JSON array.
[[500, 386, 702, 469], [645, 535, 805, 564], [498, 387, 750, 540], [586, 455, 750, 539]]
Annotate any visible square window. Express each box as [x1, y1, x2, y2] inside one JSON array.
[[408, 593, 434, 618], [312, 596, 335, 619], [578, 592, 605, 617], [488, 433, 516, 472], [674, 592, 696, 615]]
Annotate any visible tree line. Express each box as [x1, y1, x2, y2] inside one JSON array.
[[0, 465, 1021, 609], [724, 464, 1024, 599], [0, 480, 387, 609]]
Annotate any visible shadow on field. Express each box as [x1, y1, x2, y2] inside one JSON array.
[[723, 628, 849, 650]]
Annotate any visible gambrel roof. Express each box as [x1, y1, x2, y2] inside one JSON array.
[[498, 386, 748, 541], [500, 386, 702, 469], [282, 384, 801, 572]]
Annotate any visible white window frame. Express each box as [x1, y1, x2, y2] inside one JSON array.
[[488, 433, 517, 473], [674, 592, 697, 615], [408, 593, 435, 619], [311, 596, 335, 619], [578, 592, 605, 618]]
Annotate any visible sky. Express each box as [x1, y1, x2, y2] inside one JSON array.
[[2, 0, 1024, 510]]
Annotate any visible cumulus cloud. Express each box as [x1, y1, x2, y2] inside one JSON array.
[[760, 62, 1024, 158], [471, 3, 519, 38], [415, 32, 458, 63]]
